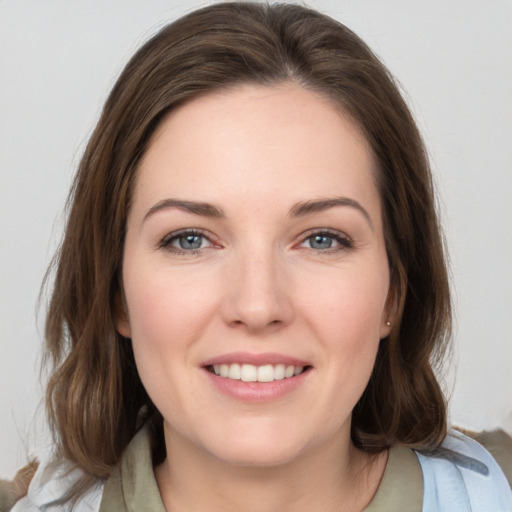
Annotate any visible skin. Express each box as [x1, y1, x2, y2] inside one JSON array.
[[117, 83, 394, 511]]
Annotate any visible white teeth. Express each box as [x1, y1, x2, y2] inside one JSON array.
[[257, 364, 274, 383], [211, 363, 306, 382], [274, 364, 285, 380], [240, 364, 257, 382], [228, 363, 241, 379]]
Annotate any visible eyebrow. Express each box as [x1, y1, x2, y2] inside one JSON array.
[[143, 198, 226, 222], [143, 196, 373, 229], [289, 197, 373, 230]]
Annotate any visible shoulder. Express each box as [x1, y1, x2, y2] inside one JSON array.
[[10, 455, 103, 512], [461, 427, 512, 487], [415, 429, 512, 512]]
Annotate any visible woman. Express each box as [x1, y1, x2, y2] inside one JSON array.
[[8, 2, 512, 511]]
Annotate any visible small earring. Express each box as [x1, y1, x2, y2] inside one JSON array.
[[386, 321, 391, 326]]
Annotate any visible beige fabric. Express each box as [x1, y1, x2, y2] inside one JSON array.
[[363, 446, 423, 512], [100, 426, 424, 511], [100, 427, 166, 512]]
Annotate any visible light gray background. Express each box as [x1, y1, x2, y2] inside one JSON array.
[[1, 0, 511, 478]]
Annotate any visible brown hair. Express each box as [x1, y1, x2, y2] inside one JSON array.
[[43, 0, 451, 493]]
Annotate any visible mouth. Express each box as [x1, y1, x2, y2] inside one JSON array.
[[206, 363, 311, 383]]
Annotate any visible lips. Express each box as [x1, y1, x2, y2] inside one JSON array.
[[201, 352, 312, 402]]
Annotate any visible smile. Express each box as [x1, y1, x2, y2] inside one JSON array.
[[209, 363, 307, 382]]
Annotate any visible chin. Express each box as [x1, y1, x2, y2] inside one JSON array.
[[197, 421, 321, 469], [210, 439, 307, 468]]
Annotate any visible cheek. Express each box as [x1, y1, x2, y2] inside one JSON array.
[[301, 263, 389, 336], [122, 268, 219, 411], [299, 262, 389, 385], [124, 263, 214, 341]]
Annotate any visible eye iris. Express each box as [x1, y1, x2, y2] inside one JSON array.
[[179, 234, 203, 250], [310, 234, 333, 249]]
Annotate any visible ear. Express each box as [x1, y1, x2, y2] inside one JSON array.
[[114, 290, 132, 339], [379, 317, 393, 339], [379, 282, 399, 339]]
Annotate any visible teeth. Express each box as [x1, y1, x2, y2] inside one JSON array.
[[274, 364, 285, 380], [211, 363, 305, 382], [241, 364, 257, 382], [228, 363, 241, 379], [257, 364, 274, 383], [285, 365, 295, 378]]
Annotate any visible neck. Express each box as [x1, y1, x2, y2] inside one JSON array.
[[154, 426, 387, 512]]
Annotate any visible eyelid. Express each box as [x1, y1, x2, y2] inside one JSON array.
[[157, 227, 353, 254], [158, 228, 219, 253], [296, 228, 353, 251]]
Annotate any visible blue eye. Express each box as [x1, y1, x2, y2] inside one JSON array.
[[308, 234, 335, 249], [160, 230, 212, 252], [301, 231, 352, 251], [176, 233, 205, 250]]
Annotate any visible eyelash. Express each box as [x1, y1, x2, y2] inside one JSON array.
[[158, 229, 213, 254], [158, 229, 353, 255], [298, 229, 353, 253]]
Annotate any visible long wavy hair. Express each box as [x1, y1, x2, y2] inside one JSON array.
[[43, 0, 451, 496]]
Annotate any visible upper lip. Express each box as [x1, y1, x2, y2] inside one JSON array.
[[201, 352, 311, 367]]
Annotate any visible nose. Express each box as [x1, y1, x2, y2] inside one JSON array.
[[221, 245, 293, 333]]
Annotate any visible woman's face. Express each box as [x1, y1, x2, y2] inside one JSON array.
[[118, 84, 393, 467]]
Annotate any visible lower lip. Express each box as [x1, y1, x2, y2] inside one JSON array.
[[203, 368, 311, 403]]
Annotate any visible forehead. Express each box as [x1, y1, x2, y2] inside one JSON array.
[[133, 83, 380, 221]]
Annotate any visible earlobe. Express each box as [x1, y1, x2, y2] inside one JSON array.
[[379, 318, 393, 339], [116, 316, 132, 339], [380, 283, 399, 339], [114, 291, 132, 339]]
